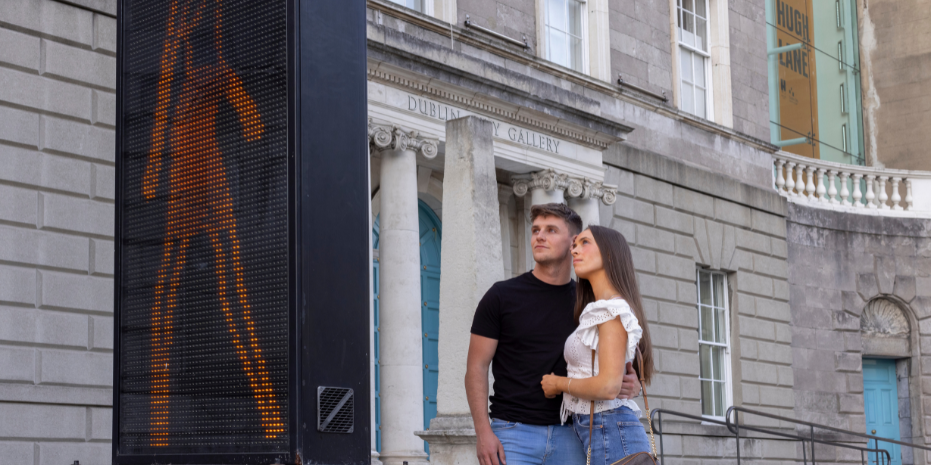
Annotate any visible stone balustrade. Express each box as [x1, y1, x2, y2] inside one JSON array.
[[772, 151, 931, 217]]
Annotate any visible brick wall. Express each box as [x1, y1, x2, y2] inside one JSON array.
[[601, 144, 795, 462], [0, 0, 116, 463]]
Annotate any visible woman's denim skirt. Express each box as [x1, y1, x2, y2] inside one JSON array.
[[572, 406, 651, 465]]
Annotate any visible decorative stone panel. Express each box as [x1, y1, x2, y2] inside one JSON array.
[[860, 298, 911, 357]]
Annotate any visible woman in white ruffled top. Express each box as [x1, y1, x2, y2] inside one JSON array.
[[541, 225, 655, 464]]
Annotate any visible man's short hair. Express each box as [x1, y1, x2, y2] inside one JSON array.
[[530, 203, 583, 236]]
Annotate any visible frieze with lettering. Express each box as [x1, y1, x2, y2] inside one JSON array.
[[406, 95, 560, 154]]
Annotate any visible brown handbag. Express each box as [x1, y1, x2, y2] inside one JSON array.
[[585, 347, 657, 465]]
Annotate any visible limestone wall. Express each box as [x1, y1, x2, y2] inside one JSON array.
[[787, 203, 931, 463], [858, 0, 931, 171], [601, 143, 796, 463], [0, 0, 117, 463]]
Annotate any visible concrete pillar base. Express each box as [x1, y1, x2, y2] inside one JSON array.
[[416, 415, 479, 465], [371, 450, 384, 465], [378, 450, 430, 465]]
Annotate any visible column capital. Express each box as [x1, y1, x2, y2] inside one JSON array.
[[368, 120, 438, 159], [566, 177, 617, 205], [510, 168, 617, 205], [510, 169, 569, 197]]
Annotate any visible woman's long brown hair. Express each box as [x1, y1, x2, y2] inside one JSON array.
[[574, 225, 654, 384]]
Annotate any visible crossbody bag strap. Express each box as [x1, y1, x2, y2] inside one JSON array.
[[587, 348, 595, 465], [637, 347, 658, 458]]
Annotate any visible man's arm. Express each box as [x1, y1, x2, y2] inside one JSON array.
[[466, 334, 505, 465], [618, 362, 642, 400]]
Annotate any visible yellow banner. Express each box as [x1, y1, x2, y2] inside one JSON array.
[[775, 0, 818, 159]]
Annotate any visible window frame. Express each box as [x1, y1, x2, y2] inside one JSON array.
[[386, 0, 434, 16], [696, 268, 732, 422], [541, 0, 590, 74], [676, 0, 715, 120]]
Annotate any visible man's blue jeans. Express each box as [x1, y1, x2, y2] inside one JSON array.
[[490, 418, 586, 465]]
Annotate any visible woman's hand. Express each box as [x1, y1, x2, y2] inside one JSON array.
[[541, 373, 565, 398]]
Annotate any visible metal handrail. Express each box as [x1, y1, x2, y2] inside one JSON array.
[[728, 406, 931, 453], [649, 407, 896, 465], [463, 15, 529, 49]]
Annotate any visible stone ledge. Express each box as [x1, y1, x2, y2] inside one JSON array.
[[787, 203, 931, 237], [55, 0, 116, 17], [604, 143, 788, 217]]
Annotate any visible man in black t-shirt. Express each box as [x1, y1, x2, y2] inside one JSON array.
[[466, 203, 642, 465]]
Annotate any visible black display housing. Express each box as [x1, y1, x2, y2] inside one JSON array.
[[113, 0, 370, 463]]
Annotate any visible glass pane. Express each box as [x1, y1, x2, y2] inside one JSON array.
[[682, 0, 694, 14], [570, 36, 583, 72], [568, 1, 582, 36], [701, 380, 714, 416], [548, 29, 568, 67], [698, 269, 711, 305], [712, 273, 725, 307], [410, 0, 423, 12], [700, 306, 714, 341], [695, 0, 706, 18], [711, 346, 724, 381], [715, 307, 726, 343], [713, 381, 725, 416], [694, 54, 705, 87], [699, 344, 712, 379], [681, 14, 695, 47], [547, 0, 565, 30], [695, 17, 707, 51], [681, 82, 694, 114]]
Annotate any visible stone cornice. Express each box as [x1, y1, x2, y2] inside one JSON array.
[[367, 63, 627, 151], [368, 120, 439, 158], [511, 169, 617, 205]]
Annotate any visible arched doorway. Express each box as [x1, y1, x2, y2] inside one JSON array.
[[372, 199, 442, 454]]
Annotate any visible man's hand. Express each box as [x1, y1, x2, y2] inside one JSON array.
[[541, 373, 564, 399], [617, 362, 642, 399], [476, 429, 506, 465]]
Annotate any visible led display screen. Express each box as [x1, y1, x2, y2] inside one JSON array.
[[118, 0, 289, 454]]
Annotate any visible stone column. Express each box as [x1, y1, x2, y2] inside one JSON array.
[[369, 121, 438, 465], [566, 178, 618, 229], [417, 116, 503, 465], [512, 169, 570, 206], [498, 184, 513, 279]]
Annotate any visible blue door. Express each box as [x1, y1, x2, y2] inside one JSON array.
[[372, 200, 442, 454], [863, 358, 902, 465], [372, 221, 382, 453], [418, 203, 442, 453]]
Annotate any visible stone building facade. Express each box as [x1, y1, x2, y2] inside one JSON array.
[[0, 0, 929, 465]]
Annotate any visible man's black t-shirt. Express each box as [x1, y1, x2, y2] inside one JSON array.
[[470, 271, 577, 425]]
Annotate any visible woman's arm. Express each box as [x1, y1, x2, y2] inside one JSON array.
[[542, 318, 628, 401]]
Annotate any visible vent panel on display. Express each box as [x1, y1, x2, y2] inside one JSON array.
[[118, 0, 289, 455]]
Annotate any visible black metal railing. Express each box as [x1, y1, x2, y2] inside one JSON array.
[[649, 406, 930, 465]]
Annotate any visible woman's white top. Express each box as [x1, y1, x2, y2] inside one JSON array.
[[560, 298, 643, 425]]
